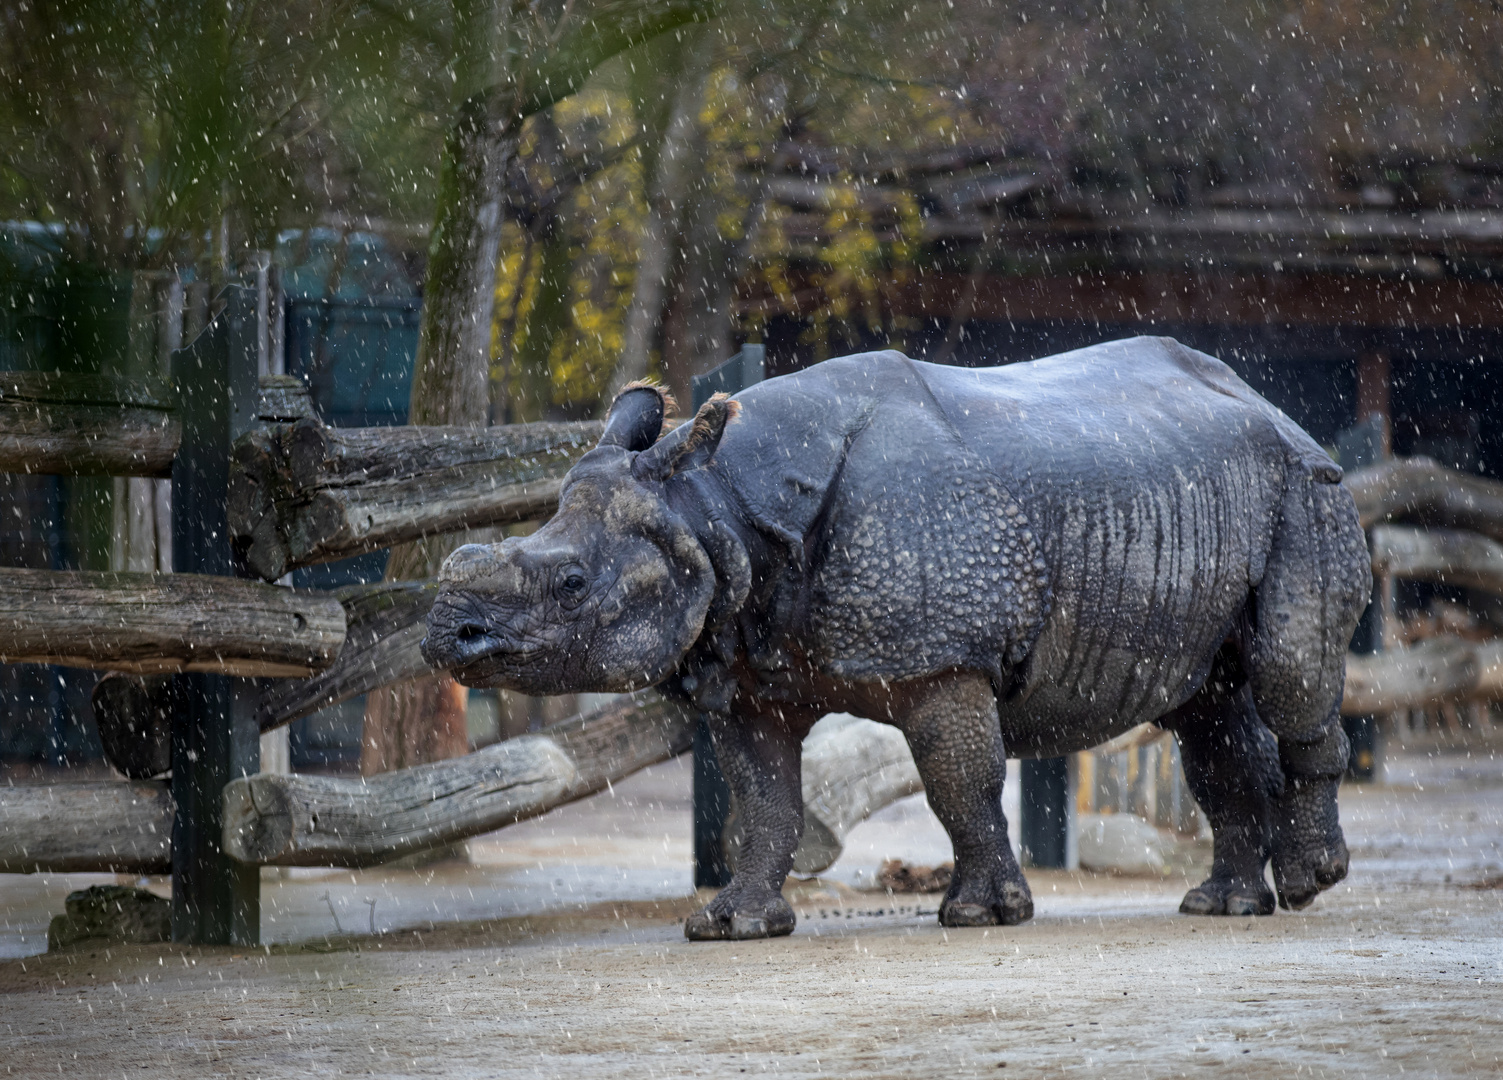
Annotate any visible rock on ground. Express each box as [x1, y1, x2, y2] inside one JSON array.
[[47, 885, 170, 950]]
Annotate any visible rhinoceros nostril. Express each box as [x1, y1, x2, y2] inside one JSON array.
[[456, 622, 491, 643]]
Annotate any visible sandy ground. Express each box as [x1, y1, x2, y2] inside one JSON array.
[[1, 749, 1500, 1078]]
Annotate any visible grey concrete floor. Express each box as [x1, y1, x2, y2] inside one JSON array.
[[1, 747, 1500, 1078]]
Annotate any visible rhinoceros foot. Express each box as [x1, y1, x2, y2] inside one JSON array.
[[938, 866, 1034, 927], [1271, 776, 1349, 910], [684, 890, 796, 941], [1179, 877, 1276, 917]]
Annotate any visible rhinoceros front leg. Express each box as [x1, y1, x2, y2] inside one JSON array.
[[684, 707, 808, 941], [898, 672, 1033, 927]]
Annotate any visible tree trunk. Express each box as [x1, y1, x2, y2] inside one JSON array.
[[660, 171, 736, 406], [363, 0, 722, 774], [606, 34, 712, 400], [363, 0, 515, 777], [660, 132, 784, 405], [110, 270, 183, 573]]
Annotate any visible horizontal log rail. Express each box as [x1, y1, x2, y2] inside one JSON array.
[[1342, 638, 1503, 714], [0, 781, 172, 874], [255, 580, 437, 731], [222, 691, 695, 867], [1345, 456, 1503, 541], [1370, 524, 1503, 596], [0, 568, 346, 677], [15, 641, 1501, 878], [230, 417, 603, 580], [0, 371, 180, 477], [90, 581, 438, 779]]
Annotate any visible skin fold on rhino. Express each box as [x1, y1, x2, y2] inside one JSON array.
[[423, 337, 1371, 940]]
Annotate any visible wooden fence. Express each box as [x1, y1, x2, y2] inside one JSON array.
[[7, 291, 1503, 920], [0, 281, 658, 946]]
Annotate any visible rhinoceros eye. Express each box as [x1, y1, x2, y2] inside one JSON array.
[[555, 564, 589, 609]]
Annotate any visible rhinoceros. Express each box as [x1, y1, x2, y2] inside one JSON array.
[[422, 337, 1370, 940]]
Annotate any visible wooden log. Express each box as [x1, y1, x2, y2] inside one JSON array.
[[0, 781, 172, 873], [1369, 524, 1503, 596], [92, 673, 174, 779], [89, 583, 438, 778], [229, 418, 603, 580], [1345, 456, 1503, 541], [1342, 638, 1503, 713], [254, 374, 317, 424], [221, 690, 695, 867], [789, 714, 923, 875], [256, 580, 438, 732], [0, 568, 346, 676], [0, 371, 180, 477]]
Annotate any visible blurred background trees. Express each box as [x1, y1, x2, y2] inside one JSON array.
[[6, 0, 1499, 417]]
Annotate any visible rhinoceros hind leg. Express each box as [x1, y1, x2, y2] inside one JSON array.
[[1163, 653, 1278, 917], [685, 707, 810, 941], [1248, 476, 1367, 910], [1269, 720, 1350, 910], [897, 673, 1033, 928]]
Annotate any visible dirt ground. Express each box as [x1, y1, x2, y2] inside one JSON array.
[[2, 748, 1500, 1079]]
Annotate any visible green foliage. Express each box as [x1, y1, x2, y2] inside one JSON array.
[[0, 1, 411, 271], [490, 92, 646, 418]]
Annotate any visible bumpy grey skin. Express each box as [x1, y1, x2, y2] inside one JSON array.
[[423, 337, 1371, 938]]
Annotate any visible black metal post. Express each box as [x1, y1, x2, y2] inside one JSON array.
[[689, 345, 763, 889], [1020, 756, 1071, 868], [169, 285, 261, 945]]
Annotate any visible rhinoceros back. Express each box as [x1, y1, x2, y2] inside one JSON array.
[[706, 338, 1336, 742]]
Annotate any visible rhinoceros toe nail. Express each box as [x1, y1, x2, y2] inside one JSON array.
[[728, 915, 770, 939], [998, 901, 1033, 926], [940, 902, 999, 928], [1179, 887, 1225, 916], [1314, 850, 1349, 887], [1225, 890, 1275, 917], [683, 912, 727, 941]]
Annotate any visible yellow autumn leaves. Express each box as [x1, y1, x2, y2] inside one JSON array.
[[489, 65, 939, 414]]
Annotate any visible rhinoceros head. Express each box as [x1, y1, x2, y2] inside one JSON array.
[[421, 384, 736, 695]]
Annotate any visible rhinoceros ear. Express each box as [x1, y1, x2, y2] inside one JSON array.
[[600, 381, 676, 453], [633, 393, 739, 482]]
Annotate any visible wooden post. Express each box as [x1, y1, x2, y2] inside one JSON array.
[[1356, 351, 1392, 459], [689, 344, 763, 889], [169, 285, 262, 946]]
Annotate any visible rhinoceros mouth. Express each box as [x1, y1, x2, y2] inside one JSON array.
[[431, 632, 547, 687], [421, 589, 541, 675]]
